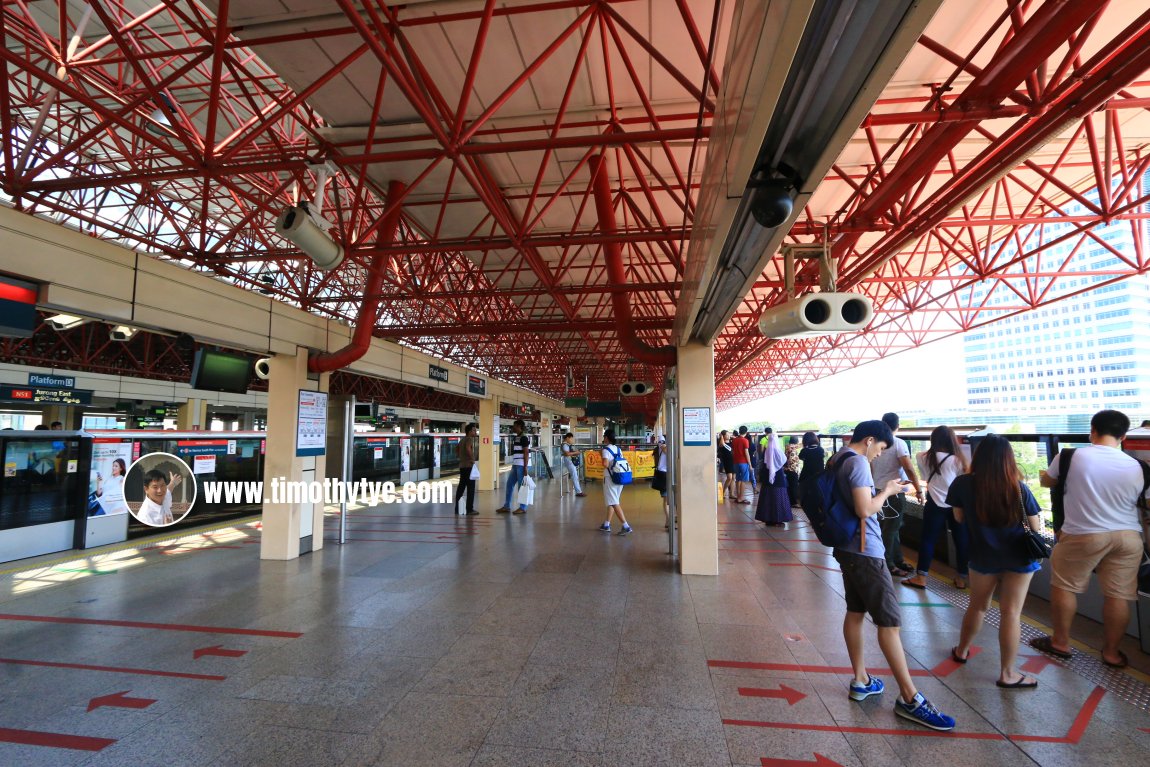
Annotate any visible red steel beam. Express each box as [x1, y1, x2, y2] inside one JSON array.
[[373, 318, 675, 338]]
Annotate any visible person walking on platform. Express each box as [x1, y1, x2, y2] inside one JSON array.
[[754, 430, 791, 526], [870, 413, 923, 577], [457, 424, 479, 516], [1030, 409, 1148, 669], [496, 419, 531, 515], [830, 421, 956, 731], [731, 427, 752, 504], [652, 436, 670, 529], [746, 429, 759, 493], [903, 425, 970, 590], [717, 430, 735, 501], [598, 429, 633, 535], [949, 434, 1044, 688], [560, 432, 587, 497]]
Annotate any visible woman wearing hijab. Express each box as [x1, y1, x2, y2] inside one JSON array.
[[754, 429, 793, 527]]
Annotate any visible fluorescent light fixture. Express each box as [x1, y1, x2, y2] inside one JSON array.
[[45, 313, 88, 330], [109, 325, 138, 341]]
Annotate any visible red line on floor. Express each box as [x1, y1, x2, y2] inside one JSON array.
[[708, 660, 932, 677], [1065, 686, 1105, 743], [333, 537, 460, 544], [0, 657, 225, 681], [324, 513, 492, 522], [0, 613, 302, 638], [0, 726, 116, 752], [929, 646, 983, 678], [722, 719, 1005, 740], [768, 563, 840, 573], [321, 526, 474, 535], [721, 548, 833, 555]]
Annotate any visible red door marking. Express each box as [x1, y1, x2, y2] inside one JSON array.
[[1019, 654, 1061, 674], [0, 727, 116, 751], [1012, 686, 1106, 744], [193, 645, 248, 660], [0, 657, 224, 681], [761, 755, 842, 767], [87, 690, 157, 712], [930, 646, 983, 677], [738, 684, 806, 705], [0, 613, 302, 638]]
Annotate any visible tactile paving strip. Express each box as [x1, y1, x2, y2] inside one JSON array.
[[925, 575, 1150, 712]]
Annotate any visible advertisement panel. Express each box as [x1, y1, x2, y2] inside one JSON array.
[[90, 439, 134, 516], [582, 449, 654, 480]]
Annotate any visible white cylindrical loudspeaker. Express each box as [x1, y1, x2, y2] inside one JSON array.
[[275, 206, 344, 271], [758, 293, 874, 338], [254, 358, 272, 380]]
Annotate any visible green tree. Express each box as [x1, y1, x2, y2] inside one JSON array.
[[788, 420, 819, 432], [826, 420, 856, 435]]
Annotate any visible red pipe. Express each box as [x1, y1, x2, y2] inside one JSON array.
[[308, 180, 405, 373], [589, 153, 677, 367]]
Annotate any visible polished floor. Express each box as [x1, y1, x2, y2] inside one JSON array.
[[1, 476, 1149, 766]]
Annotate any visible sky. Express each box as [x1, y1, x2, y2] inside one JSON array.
[[718, 334, 968, 429]]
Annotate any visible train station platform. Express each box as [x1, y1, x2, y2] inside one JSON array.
[[1, 480, 1148, 767]]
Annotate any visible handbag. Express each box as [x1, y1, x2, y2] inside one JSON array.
[[469, 464, 480, 481], [1017, 490, 1052, 560]]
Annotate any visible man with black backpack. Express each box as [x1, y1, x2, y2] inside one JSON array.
[[1030, 409, 1150, 668], [824, 421, 956, 731]]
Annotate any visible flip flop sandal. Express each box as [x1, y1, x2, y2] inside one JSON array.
[[1028, 636, 1072, 660], [1101, 650, 1129, 669], [901, 579, 926, 590], [951, 646, 969, 664], [996, 676, 1038, 689]]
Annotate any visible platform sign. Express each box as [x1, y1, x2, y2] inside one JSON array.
[[28, 373, 75, 388], [296, 390, 327, 457], [468, 374, 486, 396], [0, 385, 92, 405], [682, 407, 712, 446], [429, 364, 449, 383]]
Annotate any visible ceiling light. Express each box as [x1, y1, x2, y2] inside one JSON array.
[[109, 325, 138, 341], [45, 313, 88, 331]]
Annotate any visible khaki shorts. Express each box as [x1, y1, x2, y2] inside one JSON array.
[[1050, 530, 1143, 600]]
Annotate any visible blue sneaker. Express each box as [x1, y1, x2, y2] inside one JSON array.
[[848, 675, 884, 701], [894, 692, 955, 731], [618, 525, 633, 536], [598, 523, 612, 532]]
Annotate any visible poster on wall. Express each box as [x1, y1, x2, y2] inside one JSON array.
[[89, 439, 133, 516], [401, 439, 411, 472], [296, 390, 328, 457]]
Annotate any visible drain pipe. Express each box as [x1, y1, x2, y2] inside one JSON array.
[[308, 180, 404, 373], [588, 154, 676, 367]]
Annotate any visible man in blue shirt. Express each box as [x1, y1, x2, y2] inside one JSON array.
[[830, 420, 956, 731]]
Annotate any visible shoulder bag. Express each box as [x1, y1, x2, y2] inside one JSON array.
[[1017, 487, 1052, 560]]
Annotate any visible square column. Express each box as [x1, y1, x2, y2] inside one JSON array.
[[477, 396, 500, 492], [261, 347, 329, 561], [177, 399, 207, 430], [676, 342, 718, 575]]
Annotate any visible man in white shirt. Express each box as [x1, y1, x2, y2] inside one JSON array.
[[870, 413, 924, 577], [1032, 409, 1148, 669], [136, 468, 183, 526]]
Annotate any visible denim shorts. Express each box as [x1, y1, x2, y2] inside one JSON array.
[[971, 561, 1042, 575]]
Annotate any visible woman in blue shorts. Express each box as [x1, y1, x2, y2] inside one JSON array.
[[948, 434, 1045, 689]]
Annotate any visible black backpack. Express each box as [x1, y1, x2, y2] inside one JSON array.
[[1050, 448, 1076, 534]]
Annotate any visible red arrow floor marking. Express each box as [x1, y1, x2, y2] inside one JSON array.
[[1019, 654, 1061, 674], [930, 646, 983, 677], [738, 684, 806, 705], [0, 727, 116, 751], [761, 755, 842, 767], [0, 657, 224, 681], [87, 690, 157, 712], [0, 613, 301, 638], [193, 645, 248, 660]]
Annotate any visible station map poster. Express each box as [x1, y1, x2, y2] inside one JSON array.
[[682, 407, 712, 446], [296, 390, 328, 457]]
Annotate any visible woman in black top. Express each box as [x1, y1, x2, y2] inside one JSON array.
[[948, 435, 1044, 689], [797, 431, 825, 515], [717, 430, 735, 501]]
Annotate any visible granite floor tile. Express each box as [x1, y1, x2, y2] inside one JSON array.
[[604, 704, 732, 767], [345, 691, 501, 767], [484, 662, 614, 752], [414, 633, 535, 697]]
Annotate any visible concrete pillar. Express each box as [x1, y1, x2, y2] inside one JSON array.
[[177, 398, 207, 430], [240, 411, 257, 431], [41, 405, 80, 429], [676, 341, 718, 575], [261, 347, 329, 560], [477, 396, 500, 492]]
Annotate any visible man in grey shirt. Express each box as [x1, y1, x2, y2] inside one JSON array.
[[869, 412, 923, 576], [830, 420, 956, 732]]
